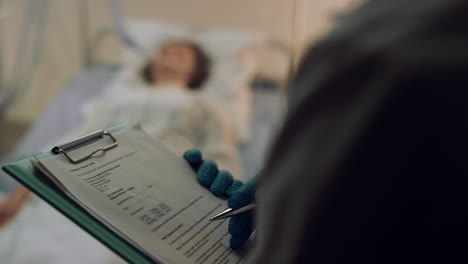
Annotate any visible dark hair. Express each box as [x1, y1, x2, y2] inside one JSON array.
[[141, 42, 211, 90]]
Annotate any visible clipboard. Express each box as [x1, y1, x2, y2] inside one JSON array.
[[1, 124, 156, 264]]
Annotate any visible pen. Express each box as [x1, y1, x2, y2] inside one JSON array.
[[209, 203, 257, 221]]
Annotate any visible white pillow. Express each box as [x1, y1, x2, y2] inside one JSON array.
[[117, 19, 266, 142], [121, 20, 265, 66], [121, 20, 290, 83], [120, 20, 190, 69]]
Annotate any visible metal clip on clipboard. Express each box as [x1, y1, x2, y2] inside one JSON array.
[[51, 130, 118, 164]]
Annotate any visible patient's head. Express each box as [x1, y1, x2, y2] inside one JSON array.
[[142, 41, 211, 90]]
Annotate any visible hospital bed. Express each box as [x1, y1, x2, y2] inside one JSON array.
[[9, 64, 285, 179], [3, 19, 289, 183], [0, 17, 288, 264]]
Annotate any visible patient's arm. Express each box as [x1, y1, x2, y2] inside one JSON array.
[[0, 186, 30, 228]]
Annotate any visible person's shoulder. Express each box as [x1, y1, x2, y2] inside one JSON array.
[[292, 0, 468, 104], [300, 0, 468, 63], [319, 0, 465, 47]]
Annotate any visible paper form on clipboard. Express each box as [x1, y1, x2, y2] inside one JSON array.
[[34, 125, 248, 264]]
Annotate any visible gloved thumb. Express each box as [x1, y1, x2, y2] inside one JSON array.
[[227, 173, 259, 210]]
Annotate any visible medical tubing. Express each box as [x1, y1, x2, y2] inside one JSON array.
[[109, 0, 146, 56]]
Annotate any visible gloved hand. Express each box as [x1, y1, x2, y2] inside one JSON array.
[[226, 175, 257, 248], [183, 149, 258, 249]]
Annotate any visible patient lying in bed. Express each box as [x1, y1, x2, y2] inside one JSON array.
[[81, 40, 242, 176], [0, 41, 242, 243]]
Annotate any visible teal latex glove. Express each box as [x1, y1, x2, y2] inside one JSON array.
[[183, 149, 258, 249], [227, 175, 258, 248]]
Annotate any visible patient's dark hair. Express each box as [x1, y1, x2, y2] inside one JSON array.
[[141, 42, 211, 90]]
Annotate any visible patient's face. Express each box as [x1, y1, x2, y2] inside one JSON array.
[[152, 42, 197, 86]]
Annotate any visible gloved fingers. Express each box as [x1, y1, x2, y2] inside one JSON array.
[[228, 211, 252, 236], [197, 160, 218, 187], [230, 230, 253, 249], [183, 149, 203, 169], [227, 176, 258, 210], [225, 180, 243, 197], [210, 170, 234, 197], [229, 214, 254, 249]]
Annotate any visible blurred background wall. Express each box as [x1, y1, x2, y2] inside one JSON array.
[[0, 0, 354, 158]]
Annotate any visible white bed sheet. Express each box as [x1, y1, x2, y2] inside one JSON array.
[[0, 194, 118, 264]]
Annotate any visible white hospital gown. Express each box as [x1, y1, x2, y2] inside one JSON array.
[[78, 83, 243, 178]]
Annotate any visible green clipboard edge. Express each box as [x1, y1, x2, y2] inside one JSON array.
[[2, 154, 156, 264], [1, 124, 157, 264]]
